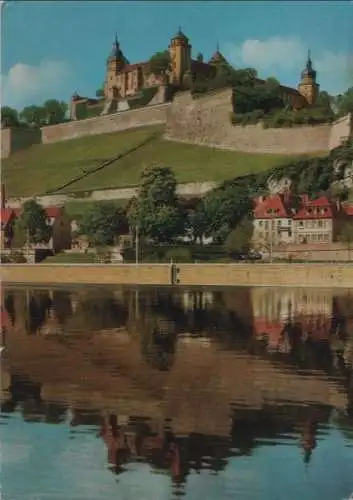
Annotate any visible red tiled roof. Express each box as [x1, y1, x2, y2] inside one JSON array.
[[253, 194, 289, 219], [292, 196, 333, 220], [1, 208, 15, 227]]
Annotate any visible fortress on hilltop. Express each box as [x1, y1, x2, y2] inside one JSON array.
[[69, 29, 320, 119], [4, 29, 351, 159]]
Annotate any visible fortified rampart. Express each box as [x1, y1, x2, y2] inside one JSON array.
[[41, 102, 170, 144], [1, 88, 352, 157], [1, 127, 42, 159], [165, 88, 352, 155]]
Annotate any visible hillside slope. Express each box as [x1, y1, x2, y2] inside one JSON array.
[[2, 125, 314, 197]]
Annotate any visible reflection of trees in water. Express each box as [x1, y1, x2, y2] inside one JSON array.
[[4, 292, 15, 325], [1, 374, 68, 424], [51, 291, 73, 325], [27, 291, 52, 334], [72, 290, 129, 331], [140, 315, 177, 371]]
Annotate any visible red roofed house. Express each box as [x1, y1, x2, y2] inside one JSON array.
[[253, 193, 339, 248], [3, 204, 71, 253], [253, 193, 294, 248], [292, 195, 333, 244]]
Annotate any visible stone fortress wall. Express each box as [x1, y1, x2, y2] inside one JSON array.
[[165, 88, 352, 155], [1, 127, 42, 159], [1, 87, 352, 158]]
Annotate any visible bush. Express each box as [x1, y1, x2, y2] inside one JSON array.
[[262, 107, 335, 129], [231, 110, 265, 126]]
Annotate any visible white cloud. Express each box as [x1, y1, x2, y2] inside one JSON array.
[[225, 36, 352, 95], [1, 60, 72, 109]]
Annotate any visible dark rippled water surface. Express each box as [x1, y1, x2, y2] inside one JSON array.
[[1, 285, 353, 500]]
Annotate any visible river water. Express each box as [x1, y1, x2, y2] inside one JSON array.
[[1, 285, 353, 500]]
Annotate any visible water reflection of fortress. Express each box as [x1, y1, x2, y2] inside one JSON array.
[[1, 285, 353, 492]]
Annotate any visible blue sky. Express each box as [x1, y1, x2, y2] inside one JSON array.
[[1, 0, 352, 110]]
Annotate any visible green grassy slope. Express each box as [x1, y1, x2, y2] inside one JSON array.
[[3, 124, 316, 197]]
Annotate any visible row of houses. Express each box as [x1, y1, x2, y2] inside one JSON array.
[[252, 192, 353, 248], [1, 190, 353, 256]]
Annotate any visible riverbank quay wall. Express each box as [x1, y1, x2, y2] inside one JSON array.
[[2, 263, 353, 288]]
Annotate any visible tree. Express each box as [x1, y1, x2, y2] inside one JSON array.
[[337, 222, 353, 260], [42, 99, 68, 125], [78, 202, 129, 246], [1, 106, 19, 128], [148, 51, 171, 75], [200, 179, 255, 242], [15, 200, 51, 245], [127, 165, 185, 243], [334, 87, 353, 117], [315, 91, 334, 113], [20, 105, 46, 127], [224, 217, 254, 255], [96, 84, 105, 99], [182, 198, 208, 243]]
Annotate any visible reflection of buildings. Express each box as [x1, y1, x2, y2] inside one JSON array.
[[251, 288, 333, 351], [1, 283, 353, 493]]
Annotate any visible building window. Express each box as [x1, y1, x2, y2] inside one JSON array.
[[299, 221, 304, 227]]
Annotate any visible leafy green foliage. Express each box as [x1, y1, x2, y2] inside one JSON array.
[[16, 199, 51, 245], [20, 105, 46, 127], [148, 51, 171, 75], [43, 99, 68, 125], [78, 202, 129, 246], [196, 175, 262, 242], [334, 87, 353, 117], [128, 165, 185, 243], [224, 217, 254, 254], [95, 86, 105, 98], [1, 106, 20, 128], [266, 138, 353, 198], [337, 222, 353, 245]]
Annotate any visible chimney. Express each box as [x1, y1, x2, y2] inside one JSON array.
[[336, 199, 341, 212], [301, 194, 309, 204]]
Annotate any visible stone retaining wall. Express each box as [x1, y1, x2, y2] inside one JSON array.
[[2, 263, 353, 288], [41, 103, 170, 144], [164, 88, 352, 154]]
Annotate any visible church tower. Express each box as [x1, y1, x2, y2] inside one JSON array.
[[168, 28, 192, 85], [105, 34, 129, 98], [297, 51, 320, 105]]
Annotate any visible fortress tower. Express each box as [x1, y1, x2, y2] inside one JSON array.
[[297, 51, 320, 105], [168, 28, 192, 85]]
